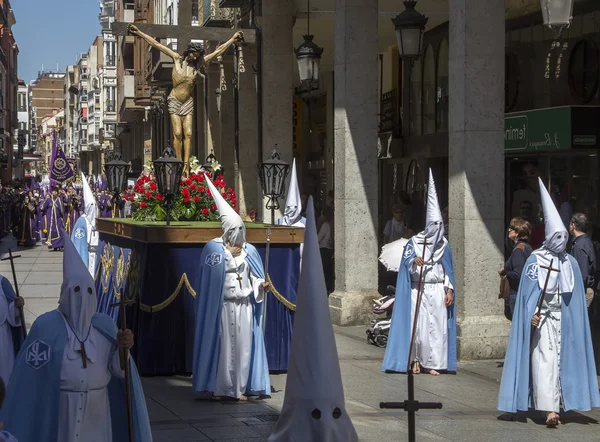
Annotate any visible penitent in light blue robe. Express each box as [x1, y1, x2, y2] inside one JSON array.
[[192, 239, 271, 396], [497, 254, 600, 413], [0, 311, 152, 442], [382, 238, 457, 373]]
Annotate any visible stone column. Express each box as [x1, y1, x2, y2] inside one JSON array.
[[449, 0, 508, 359], [330, 0, 379, 325], [260, 0, 294, 223]]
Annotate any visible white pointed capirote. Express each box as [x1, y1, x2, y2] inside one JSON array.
[[205, 176, 246, 247], [81, 172, 97, 228], [535, 177, 574, 292], [419, 168, 445, 256], [57, 229, 98, 340], [268, 197, 358, 442], [281, 159, 303, 226]]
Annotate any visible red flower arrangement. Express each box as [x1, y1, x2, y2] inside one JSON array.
[[131, 172, 236, 222]]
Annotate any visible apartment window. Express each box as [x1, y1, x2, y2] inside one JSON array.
[[105, 41, 116, 67], [17, 92, 27, 112], [105, 86, 116, 112]]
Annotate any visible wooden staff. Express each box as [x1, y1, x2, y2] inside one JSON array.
[[530, 259, 560, 351], [1, 249, 27, 339], [111, 296, 135, 442], [261, 227, 272, 335], [406, 239, 429, 374]]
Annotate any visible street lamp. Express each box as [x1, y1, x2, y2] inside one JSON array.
[[202, 152, 221, 179], [540, 0, 574, 38], [392, 0, 428, 139], [153, 144, 184, 226], [295, 35, 323, 85], [392, 0, 428, 62], [258, 147, 290, 225], [104, 151, 130, 219], [295, 0, 323, 93]]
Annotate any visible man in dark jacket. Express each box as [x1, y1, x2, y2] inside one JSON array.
[[570, 212, 597, 308]]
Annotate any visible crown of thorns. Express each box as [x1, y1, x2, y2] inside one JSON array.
[[186, 42, 205, 54]]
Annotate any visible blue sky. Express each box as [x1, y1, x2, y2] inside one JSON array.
[[11, 0, 100, 83]]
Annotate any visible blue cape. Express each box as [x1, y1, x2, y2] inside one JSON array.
[[192, 240, 271, 395], [71, 216, 89, 269], [0, 275, 24, 356], [0, 311, 152, 442], [498, 254, 600, 412], [382, 238, 457, 373]]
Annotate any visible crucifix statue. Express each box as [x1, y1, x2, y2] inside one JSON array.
[[127, 24, 243, 175]]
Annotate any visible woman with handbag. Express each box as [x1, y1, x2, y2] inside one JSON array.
[[499, 218, 533, 320]]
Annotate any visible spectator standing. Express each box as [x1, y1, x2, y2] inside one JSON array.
[[569, 213, 597, 308], [500, 218, 533, 320], [383, 204, 409, 245], [318, 205, 334, 295]]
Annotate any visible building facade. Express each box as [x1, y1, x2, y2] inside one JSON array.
[[0, 0, 17, 182]]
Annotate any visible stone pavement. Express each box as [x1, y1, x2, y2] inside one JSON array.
[[2, 238, 600, 441]]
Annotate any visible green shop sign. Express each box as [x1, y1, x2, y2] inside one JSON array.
[[505, 107, 571, 152], [505, 106, 600, 153]]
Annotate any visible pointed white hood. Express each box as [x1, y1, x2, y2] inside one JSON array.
[[81, 172, 96, 228], [534, 178, 574, 292], [281, 159, 303, 226], [57, 229, 98, 339], [414, 169, 445, 261], [206, 177, 246, 247], [268, 197, 358, 442]]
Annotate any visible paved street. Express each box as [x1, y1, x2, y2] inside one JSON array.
[[2, 238, 600, 441]]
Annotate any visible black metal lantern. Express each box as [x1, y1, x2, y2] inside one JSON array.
[[295, 35, 324, 84], [104, 151, 130, 219], [202, 152, 222, 179], [258, 147, 290, 225], [540, 0, 574, 38], [392, 0, 428, 61], [153, 144, 184, 226]]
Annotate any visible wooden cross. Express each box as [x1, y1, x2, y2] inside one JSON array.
[[78, 342, 88, 369], [110, 295, 136, 442], [235, 271, 243, 290], [1, 249, 27, 339], [530, 258, 561, 350], [111, 0, 256, 51]]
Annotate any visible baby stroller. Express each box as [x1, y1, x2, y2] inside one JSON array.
[[366, 285, 396, 348]]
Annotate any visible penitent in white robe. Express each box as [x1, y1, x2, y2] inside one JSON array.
[[57, 314, 124, 442], [0, 295, 20, 386], [215, 247, 265, 398], [409, 259, 453, 371], [531, 291, 562, 413]]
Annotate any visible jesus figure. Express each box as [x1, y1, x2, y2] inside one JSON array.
[[128, 24, 243, 175]]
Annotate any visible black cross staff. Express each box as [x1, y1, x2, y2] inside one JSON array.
[[1, 249, 27, 339], [110, 295, 135, 442], [380, 238, 443, 442], [530, 259, 560, 351]]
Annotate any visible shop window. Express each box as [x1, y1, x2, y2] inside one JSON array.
[[436, 40, 449, 133], [568, 38, 599, 104], [409, 59, 422, 136], [422, 45, 435, 135], [505, 53, 519, 112]]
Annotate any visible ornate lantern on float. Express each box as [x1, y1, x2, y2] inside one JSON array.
[[104, 151, 130, 218], [153, 144, 184, 226], [258, 147, 290, 225]]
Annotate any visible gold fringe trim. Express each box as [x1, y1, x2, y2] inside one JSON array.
[[267, 274, 296, 311], [139, 273, 197, 313]]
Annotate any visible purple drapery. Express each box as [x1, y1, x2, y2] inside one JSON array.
[[49, 129, 74, 186]]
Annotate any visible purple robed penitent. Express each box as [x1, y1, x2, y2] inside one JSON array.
[[42, 196, 65, 249]]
